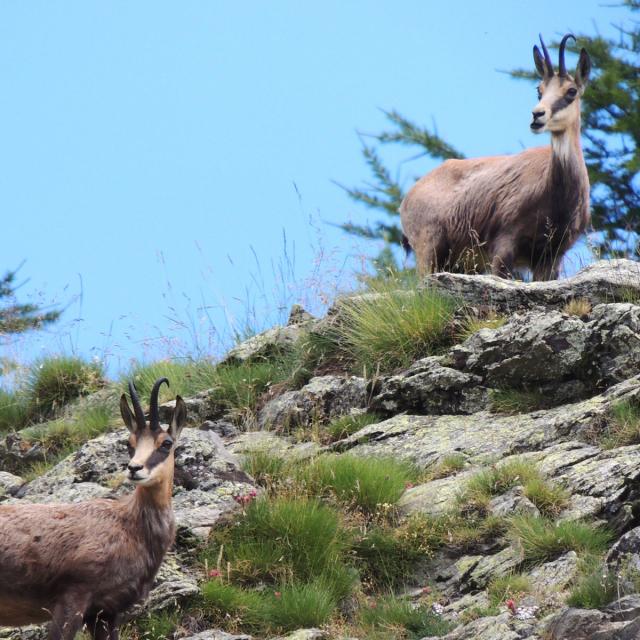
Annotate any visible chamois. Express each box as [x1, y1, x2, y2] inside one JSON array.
[[401, 34, 592, 280], [0, 378, 187, 640]]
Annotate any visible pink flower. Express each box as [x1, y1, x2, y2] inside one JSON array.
[[505, 599, 517, 614], [274, 591, 281, 599], [405, 482, 414, 489], [421, 586, 432, 594], [369, 601, 377, 609], [208, 569, 221, 578]]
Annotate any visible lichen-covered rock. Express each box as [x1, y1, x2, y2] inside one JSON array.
[[0, 470, 23, 498], [270, 630, 328, 640], [398, 471, 476, 517], [258, 375, 367, 431], [370, 356, 489, 416], [528, 552, 579, 594], [0, 626, 47, 640], [159, 390, 220, 426], [544, 608, 607, 640], [488, 487, 540, 518], [451, 310, 589, 388], [422, 611, 526, 640], [227, 430, 322, 462], [425, 259, 640, 310]]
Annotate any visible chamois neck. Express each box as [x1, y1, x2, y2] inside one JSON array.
[[133, 473, 174, 512], [550, 116, 583, 171]]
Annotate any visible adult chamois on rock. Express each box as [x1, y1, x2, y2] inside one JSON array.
[[0, 378, 186, 640], [401, 34, 592, 280]]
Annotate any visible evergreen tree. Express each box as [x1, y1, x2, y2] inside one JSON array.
[[0, 268, 60, 340], [342, 2, 639, 260]]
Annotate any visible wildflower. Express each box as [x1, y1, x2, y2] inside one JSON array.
[[505, 598, 517, 614], [405, 482, 415, 489], [432, 603, 445, 615], [274, 591, 281, 599], [208, 569, 221, 578], [421, 586, 432, 594]]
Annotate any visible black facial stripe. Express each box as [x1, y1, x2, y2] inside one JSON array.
[[146, 447, 170, 471], [550, 94, 575, 115]]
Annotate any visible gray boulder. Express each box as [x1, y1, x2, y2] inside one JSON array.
[[424, 259, 640, 310], [258, 375, 367, 431]]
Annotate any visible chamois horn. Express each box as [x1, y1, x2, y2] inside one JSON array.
[[149, 377, 170, 431], [539, 33, 554, 77], [558, 33, 576, 77], [128, 381, 147, 430]]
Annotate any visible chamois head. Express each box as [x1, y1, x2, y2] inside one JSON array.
[[531, 33, 591, 134], [120, 378, 187, 487]]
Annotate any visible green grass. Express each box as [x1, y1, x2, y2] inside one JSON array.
[[353, 526, 422, 590], [26, 356, 104, 420], [425, 454, 467, 480], [0, 388, 30, 432], [489, 388, 549, 414], [567, 561, 617, 609], [201, 581, 266, 630], [358, 596, 453, 639], [326, 412, 383, 442], [241, 449, 290, 487], [298, 454, 417, 514], [487, 573, 531, 607], [334, 280, 459, 374], [601, 398, 640, 448], [205, 496, 350, 591], [135, 611, 180, 640], [457, 311, 506, 342], [509, 516, 613, 566], [458, 459, 568, 517], [125, 359, 218, 403]]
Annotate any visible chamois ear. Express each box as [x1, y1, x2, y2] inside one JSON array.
[[170, 396, 187, 440], [533, 45, 547, 79], [120, 394, 136, 433], [575, 48, 591, 89]]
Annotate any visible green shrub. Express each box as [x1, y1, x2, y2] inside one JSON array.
[[567, 563, 617, 609], [335, 282, 458, 373], [353, 526, 422, 590], [487, 573, 531, 607], [27, 356, 104, 419], [206, 496, 349, 591], [326, 412, 383, 442], [509, 516, 612, 565], [359, 596, 453, 639], [298, 454, 417, 513], [135, 611, 180, 640]]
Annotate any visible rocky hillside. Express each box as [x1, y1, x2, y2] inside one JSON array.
[[3, 259, 640, 640]]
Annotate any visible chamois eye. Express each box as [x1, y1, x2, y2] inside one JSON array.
[[161, 439, 173, 450], [566, 87, 578, 97]]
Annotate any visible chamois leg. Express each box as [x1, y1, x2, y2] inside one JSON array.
[[490, 242, 515, 279], [48, 591, 90, 640], [415, 230, 445, 276], [86, 613, 119, 640]]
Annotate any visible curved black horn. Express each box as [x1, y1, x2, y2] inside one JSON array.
[[558, 33, 576, 77], [128, 381, 147, 430], [149, 377, 170, 431], [539, 34, 554, 77]]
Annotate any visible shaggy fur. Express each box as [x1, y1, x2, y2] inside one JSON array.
[[401, 35, 591, 280], [0, 380, 186, 640]]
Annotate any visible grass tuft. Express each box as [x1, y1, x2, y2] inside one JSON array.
[[298, 454, 417, 514], [489, 388, 548, 415], [487, 573, 531, 607], [566, 561, 617, 609], [0, 388, 30, 432], [326, 412, 382, 442], [563, 298, 592, 317], [601, 398, 640, 449], [334, 280, 459, 374], [509, 516, 612, 565], [457, 310, 506, 342], [358, 596, 453, 639], [27, 356, 104, 420]]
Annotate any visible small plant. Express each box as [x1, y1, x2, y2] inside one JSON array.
[[563, 298, 592, 317], [358, 595, 453, 639], [326, 412, 382, 442], [426, 454, 467, 480], [264, 579, 338, 631], [27, 356, 104, 419], [241, 449, 290, 487], [567, 561, 617, 609], [601, 398, 640, 449], [489, 388, 548, 414], [0, 388, 30, 432], [205, 496, 350, 592], [201, 580, 266, 630], [335, 280, 459, 373], [457, 310, 506, 341], [298, 454, 417, 514], [458, 459, 568, 517], [487, 573, 531, 607], [509, 516, 612, 565], [135, 611, 180, 640], [353, 526, 422, 590]]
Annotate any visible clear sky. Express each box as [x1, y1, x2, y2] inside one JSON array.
[[0, 1, 631, 378]]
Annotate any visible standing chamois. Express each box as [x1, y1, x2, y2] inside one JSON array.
[[401, 34, 592, 280], [0, 378, 187, 640]]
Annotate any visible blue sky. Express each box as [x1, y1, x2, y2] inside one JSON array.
[[0, 1, 630, 378]]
